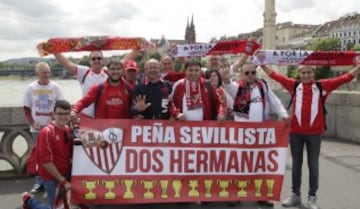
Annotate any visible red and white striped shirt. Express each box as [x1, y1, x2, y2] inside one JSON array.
[[270, 72, 354, 134]]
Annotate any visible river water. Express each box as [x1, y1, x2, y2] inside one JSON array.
[[0, 78, 82, 107], [0, 78, 82, 171]]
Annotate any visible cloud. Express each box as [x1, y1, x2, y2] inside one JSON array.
[[277, 0, 315, 12], [1, 0, 360, 61], [0, 0, 69, 41], [0, 0, 64, 18]]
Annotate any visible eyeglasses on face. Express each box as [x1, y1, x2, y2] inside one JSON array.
[[54, 112, 70, 116], [91, 57, 103, 61], [244, 71, 256, 75]]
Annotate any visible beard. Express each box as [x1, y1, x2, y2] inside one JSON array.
[[109, 77, 121, 83]]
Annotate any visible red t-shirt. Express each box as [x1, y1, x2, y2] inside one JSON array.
[[37, 123, 73, 180], [270, 71, 354, 134], [73, 79, 132, 119]]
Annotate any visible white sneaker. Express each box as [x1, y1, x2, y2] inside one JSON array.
[[308, 196, 319, 209], [282, 193, 301, 207]]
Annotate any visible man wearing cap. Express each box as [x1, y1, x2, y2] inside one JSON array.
[[123, 59, 139, 90], [258, 63, 360, 209]]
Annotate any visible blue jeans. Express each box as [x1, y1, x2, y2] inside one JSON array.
[[31, 132, 43, 186], [27, 197, 50, 209], [289, 134, 321, 196], [42, 173, 71, 208]]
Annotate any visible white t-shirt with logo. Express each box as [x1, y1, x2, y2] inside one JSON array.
[[76, 65, 108, 117], [23, 81, 63, 132]]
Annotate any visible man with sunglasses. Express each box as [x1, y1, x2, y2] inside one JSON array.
[[221, 62, 288, 207], [221, 62, 289, 122], [258, 64, 360, 209], [54, 50, 138, 117]]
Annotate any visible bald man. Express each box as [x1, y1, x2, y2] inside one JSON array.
[[23, 62, 63, 194], [132, 59, 177, 119]]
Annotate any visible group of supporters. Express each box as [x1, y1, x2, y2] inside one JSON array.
[[21, 48, 360, 209]]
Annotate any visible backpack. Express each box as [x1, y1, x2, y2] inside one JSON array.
[[26, 124, 56, 175], [81, 68, 109, 84], [287, 81, 328, 129]]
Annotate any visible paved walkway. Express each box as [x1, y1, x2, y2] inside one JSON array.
[[1, 139, 360, 209]]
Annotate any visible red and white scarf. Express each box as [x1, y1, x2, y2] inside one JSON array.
[[252, 50, 360, 66], [185, 79, 203, 110], [169, 40, 260, 57]]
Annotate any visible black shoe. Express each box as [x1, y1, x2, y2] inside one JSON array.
[[30, 184, 44, 194], [227, 202, 240, 206]]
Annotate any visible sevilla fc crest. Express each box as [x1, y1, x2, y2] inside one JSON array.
[[81, 128, 124, 174]]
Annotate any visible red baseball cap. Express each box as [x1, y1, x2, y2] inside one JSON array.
[[125, 60, 139, 71]]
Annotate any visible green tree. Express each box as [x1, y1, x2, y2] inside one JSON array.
[[306, 38, 340, 79], [287, 66, 299, 79], [174, 58, 184, 72], [200, 58, 207, 68], [149, 52, 161, 61], [352, 45, 360, 51], [79, 55, 90, 66]]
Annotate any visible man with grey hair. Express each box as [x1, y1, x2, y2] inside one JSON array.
[[23, 62, 63, 194]]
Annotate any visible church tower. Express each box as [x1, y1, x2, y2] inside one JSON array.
[[185, 15, 196, 43]]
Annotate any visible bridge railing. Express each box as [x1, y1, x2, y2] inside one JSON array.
[[1, 90, 359, 177]]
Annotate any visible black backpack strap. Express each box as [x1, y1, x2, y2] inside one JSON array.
[[258, 79, 267, 101], [205, 80, 217, 120], [94, 83, 104, 112], [287, 80, 301, 110], [81, 69, 91, 84], [315, 81, 328, 130], [260, 79, 269, 91]]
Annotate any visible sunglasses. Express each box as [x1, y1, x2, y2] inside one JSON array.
[[301, 71, 313, 75], [91, 57, 103, 61], [244, 71, 256, 75]]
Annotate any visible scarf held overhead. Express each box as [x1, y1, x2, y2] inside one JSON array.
[[252, 50, 360, 66], [169, 40, 260, 57], [37, 36, 155, 57]]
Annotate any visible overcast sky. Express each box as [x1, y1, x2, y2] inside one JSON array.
[[1, 0, 359, 61]]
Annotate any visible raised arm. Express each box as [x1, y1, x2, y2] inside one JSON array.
[[321, 65, 360, 92], [54, 53, 77, 75], [349, 65, 360, 77], [121, 50, 140, 65], [232, 54, 249, 72], [259, 64, 274, 75]]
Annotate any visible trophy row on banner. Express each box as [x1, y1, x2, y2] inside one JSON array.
[[81, 178, 276, 200]]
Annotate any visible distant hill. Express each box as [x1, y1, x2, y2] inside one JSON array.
[[2, 57, 56, 65]]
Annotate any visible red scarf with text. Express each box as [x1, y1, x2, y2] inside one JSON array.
[[185, 79, 203, 110]]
